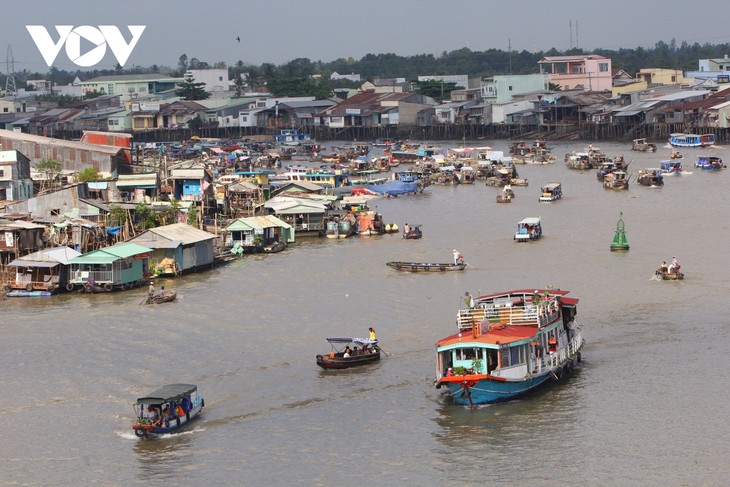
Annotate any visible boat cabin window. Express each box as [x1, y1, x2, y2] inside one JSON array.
[[456, 348, 478, 361]]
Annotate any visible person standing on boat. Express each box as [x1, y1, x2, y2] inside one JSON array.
[[148, 281, 155, 299], [669, 256, 678, 273], [369, 327, 376, 341], [453, 249, 464, 265], [464, 291, 475, 308]]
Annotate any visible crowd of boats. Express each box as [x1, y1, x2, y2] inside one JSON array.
[[8, 130, 718, 431]]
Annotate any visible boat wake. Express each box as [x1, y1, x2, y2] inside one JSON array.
[[649, 274, 662, 281], [116, 426, 206, 441]]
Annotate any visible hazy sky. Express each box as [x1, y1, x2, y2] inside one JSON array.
[[4, 0, 730, 73]]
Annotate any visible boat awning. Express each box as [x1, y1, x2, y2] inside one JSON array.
[[326, 337, 378, 346], [135, 383, 198, 404]]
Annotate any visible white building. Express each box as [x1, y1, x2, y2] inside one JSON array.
[[185, 69, 230, 93]]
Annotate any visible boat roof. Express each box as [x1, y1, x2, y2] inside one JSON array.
[[517, 217, 541, 225], [135, 383, 197, 404], [541, 182, 560, 190], [326, 337, 378, 346], [436, 324, 539, 347]]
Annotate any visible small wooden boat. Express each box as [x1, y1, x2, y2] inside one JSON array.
[[402, 225, 423, 239], [316, 337, 381, 370], [132, 383, 204, 439], [637, 169, 664, 186], [496, 194, 512, 203], [146, 289, 177, 304], [655, 267, 684, 280], [386, 261, 467, 272], [631, 138, 657, 152]]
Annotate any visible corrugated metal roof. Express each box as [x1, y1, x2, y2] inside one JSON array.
[[171, 168, 206, 179], [140, 222, 216, 244], [225, 215, 292, 231], [69, 242, 151, 264], [8, 246, 82, 266], [0, 128, 124, 155]]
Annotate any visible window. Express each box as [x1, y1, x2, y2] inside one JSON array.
[[599, 63, 609, 72], [218, 76, 223, 81], [508, 85, 513, 91]]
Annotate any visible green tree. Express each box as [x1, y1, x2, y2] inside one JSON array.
[[188, 114, 203, 132], [108, 204, 129, 227], [178, 54, 188, 73], [134, 202, 157, 230], [175, 78, 210, 100], [35, 158, 62, 191], [413, 79, 458, 102], [78, 167, 100, 182], [186, 206, 199, 227], [161, 200, 181, 225]]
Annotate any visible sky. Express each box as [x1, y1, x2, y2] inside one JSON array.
[[3, 0, 730, 73]]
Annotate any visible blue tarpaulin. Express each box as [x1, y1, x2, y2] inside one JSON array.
[[366, 180, 419, 196], [106, 226, 123, 235]]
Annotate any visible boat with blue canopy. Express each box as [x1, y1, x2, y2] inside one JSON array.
[[131, 383, 204, 438], [316, 337, 381, 369]]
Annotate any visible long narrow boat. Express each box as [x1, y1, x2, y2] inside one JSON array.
[[669, 133, 716, 148], [386, 261, 466, 272], [435, 288, 584, 407], [132, 383, 204, 438], [316, 337, 381, 369], [145, 289, 177, 304]]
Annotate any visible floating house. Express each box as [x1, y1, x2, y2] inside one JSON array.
[[263, 196, 329, 237], [4, 246, 82, 293], [67, 242, 152, 291], [224, 215, 293, 252], [127, 222, 216, 276]]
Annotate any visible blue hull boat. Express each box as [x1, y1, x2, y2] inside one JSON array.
[[132, 383, 204, 438], [435, 288, 584, 407]]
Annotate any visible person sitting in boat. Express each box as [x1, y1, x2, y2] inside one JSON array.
[[659, 261, 668, 274], [403, 223, 411, 238], [343, 346, 352, 358], [669, 256, 679, 273]]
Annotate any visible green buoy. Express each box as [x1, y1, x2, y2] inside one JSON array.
[[610, 212, 629, 251]]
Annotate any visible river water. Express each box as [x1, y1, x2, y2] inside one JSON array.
[[2, 140, 729, 486]]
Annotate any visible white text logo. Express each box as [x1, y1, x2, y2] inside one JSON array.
[[26, 25, 146, 67]]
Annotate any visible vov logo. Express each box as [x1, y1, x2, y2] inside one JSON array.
[[26, 25, 146, 68]]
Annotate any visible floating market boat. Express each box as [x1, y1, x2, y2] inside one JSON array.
[[610, 212, 629, 251], [145, 289, 177, 304], [694, 155, 725, 170], [539, 182, 562, 201], [131, 384, 204, 439], [386, 261, 467, 272], [636, 168, 664, 186], [434, 288, 584, 406], [316, 337, 381, 369], [514, 217, 542, 241]]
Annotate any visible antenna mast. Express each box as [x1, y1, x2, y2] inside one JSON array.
[[5, 45, 17, 98], [508, 38, 512, 75], [576, 20, 579, 49], [569, 20, 573, 49]]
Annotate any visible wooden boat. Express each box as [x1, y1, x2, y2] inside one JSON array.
[[610, 212, 629, 251], [132, 383, 205, 439], [669, 133, 716, 148], [655, 267, 684, 280], [514, 217, 542, 241], [435, 288, 583, 406], [386, 261, 467, 272], [631, 138, 657, 152], [496, 194, 512, 203], [402, 225, 423, 240], [637, 169, 664, 186], [145, 289, 177, 304], [694, 155, 725, 170], [5, 290, 53, 297], [316, 337, 381, 370], [603, 171, 629, 190], [539, 182, 562, 201]]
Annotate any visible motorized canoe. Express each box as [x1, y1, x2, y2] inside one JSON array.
[[316, 337, 381, 370], [131, 383, 204, 438], [386, 261, 467, 272]]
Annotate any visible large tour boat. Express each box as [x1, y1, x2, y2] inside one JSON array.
[[669, 133, 716, 148], [435, 288, 584, 407]]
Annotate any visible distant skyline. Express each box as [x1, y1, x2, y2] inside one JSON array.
[[3, 0, 730, 73]]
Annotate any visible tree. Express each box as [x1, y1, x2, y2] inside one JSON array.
[[35, 158, 62, 192], [413, 79, 458, 102], [178, 54, 188, 73], [77, 167, 100, 182], [188, 114, 203, 132], [175, 78, 210, 100]]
